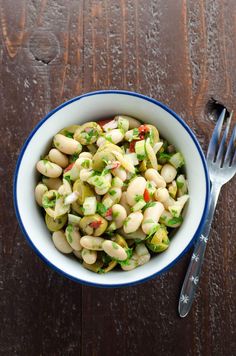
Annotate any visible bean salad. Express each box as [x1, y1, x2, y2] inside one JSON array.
[[35, 115, 189, 273]]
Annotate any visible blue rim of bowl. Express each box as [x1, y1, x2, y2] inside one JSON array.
[[13, 90, 210, 288]]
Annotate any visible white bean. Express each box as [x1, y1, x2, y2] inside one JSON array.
[[111, 176, 123, 188], [121, 255, 138, 271], [124, 130, 134, 141], [80, 235, 105, 250], [95, 186, 110, 195], [81, 248, 97, 264], [95, 174, 112, 195], [163, 196, 176, 209], [111, 166, 127, 181], [58, 179, 72, 195], [53, 134, 82, 155], [126, 177, 147, 206], [138, 254, 151, 266], [80, 169, 93, 181], [102, 187, 122, 207], [142, 202, 164, 234], [126, 116, 141, 129], [144, 168, 166, 188], [102, 240, 127, 261], [154, 187, 169, 203], [35, 183, 48, 206], [79, 152, 93, 159], [36, 160, 62, 178], [65, 225, 82, 251], [96, 136, 106, 147], [42, 177, 62, 190], [112, 204, 127, 228], [114, 115, 141, 129], [73, 250, 82, 260], [124, 211, 143, 233], [105, 129, 124, 144], [161, 164, 177, 183], [52, 230, 73, 254], [75, 157, 92, 171], [104, 173, 112, 184], [48, 148, 69, 168], [135, 243, 151, 266], [102, 196, 114, 209], [119, 192, 131, 215]]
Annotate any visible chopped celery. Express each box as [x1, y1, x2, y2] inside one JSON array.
[[169, 152, 185, 169], [118, 117, 129, 132], [83, 196, 97, 215], [124, 153, 139, 166], [176, 174, 188, 196], [131, 199, 146, 212], [135, 140, 146, 160], [168, 194, 189, 217], [68, 214, 81, 225]]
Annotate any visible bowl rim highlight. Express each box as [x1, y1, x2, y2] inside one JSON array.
[[13, 90, 210, 287]]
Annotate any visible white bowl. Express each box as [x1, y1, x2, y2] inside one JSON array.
[[14, 90, 210, 287]]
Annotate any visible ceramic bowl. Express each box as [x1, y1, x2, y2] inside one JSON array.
[[14, 90, 210, 287]]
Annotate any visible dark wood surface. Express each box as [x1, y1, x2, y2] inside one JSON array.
[[1, 1, 236, 355]]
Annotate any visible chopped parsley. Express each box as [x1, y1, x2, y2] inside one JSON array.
[[143, 201, 156, 210], [146, 182, 153, 189], [119, 259, 131, 267], [81, 159, 90, 169], [98, 268, 105, 274], [64, 175, 71, 183], [97, 202, 108, 215], [158, 152, 172, 160], [168, 216, 183, 226], [112, 242, 119, 250], [42, 194, 56, 209], [66, 224, 73, 243], [112, 211, 119, 219], [123, 217, 131, 227], [105, 136, 113, 143], [70, 153, 79, 162], [65, 131, 74, 138], [125, 247, 133, 259], [176, 181, 184, 189], [149, 128, 154, 145], [146, 224, 159, 239], [132, 128, 139, 137], [134, 194, 143, 202]]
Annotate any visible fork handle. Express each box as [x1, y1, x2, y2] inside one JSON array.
[[178, 184, 221, 317]]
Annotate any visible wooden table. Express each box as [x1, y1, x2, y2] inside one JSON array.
[[1, 1, 235, 355]]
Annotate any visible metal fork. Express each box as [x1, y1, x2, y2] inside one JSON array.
[[178, 109, 236, 317]]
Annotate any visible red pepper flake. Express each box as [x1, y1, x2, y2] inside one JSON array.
[[105, 208, 112, 217], [97, 118, 114, 128], [129, 141, 136, 152], [143, 189, 151, 202], [138, 125, 149, 134], [90, 220, 102, 229], [64, 163, 74, 173]]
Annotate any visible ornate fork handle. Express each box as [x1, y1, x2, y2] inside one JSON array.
[[178, 184, 221, 317]]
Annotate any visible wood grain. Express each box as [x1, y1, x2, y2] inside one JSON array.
[[0, 0, 235, 355]]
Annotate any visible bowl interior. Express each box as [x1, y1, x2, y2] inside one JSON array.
[[15, 92, 209, 286]]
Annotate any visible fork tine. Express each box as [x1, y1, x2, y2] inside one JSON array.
[[207, 108, 226, 161], [224, 122, 236, 166], [215, 111, 232, 165]]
